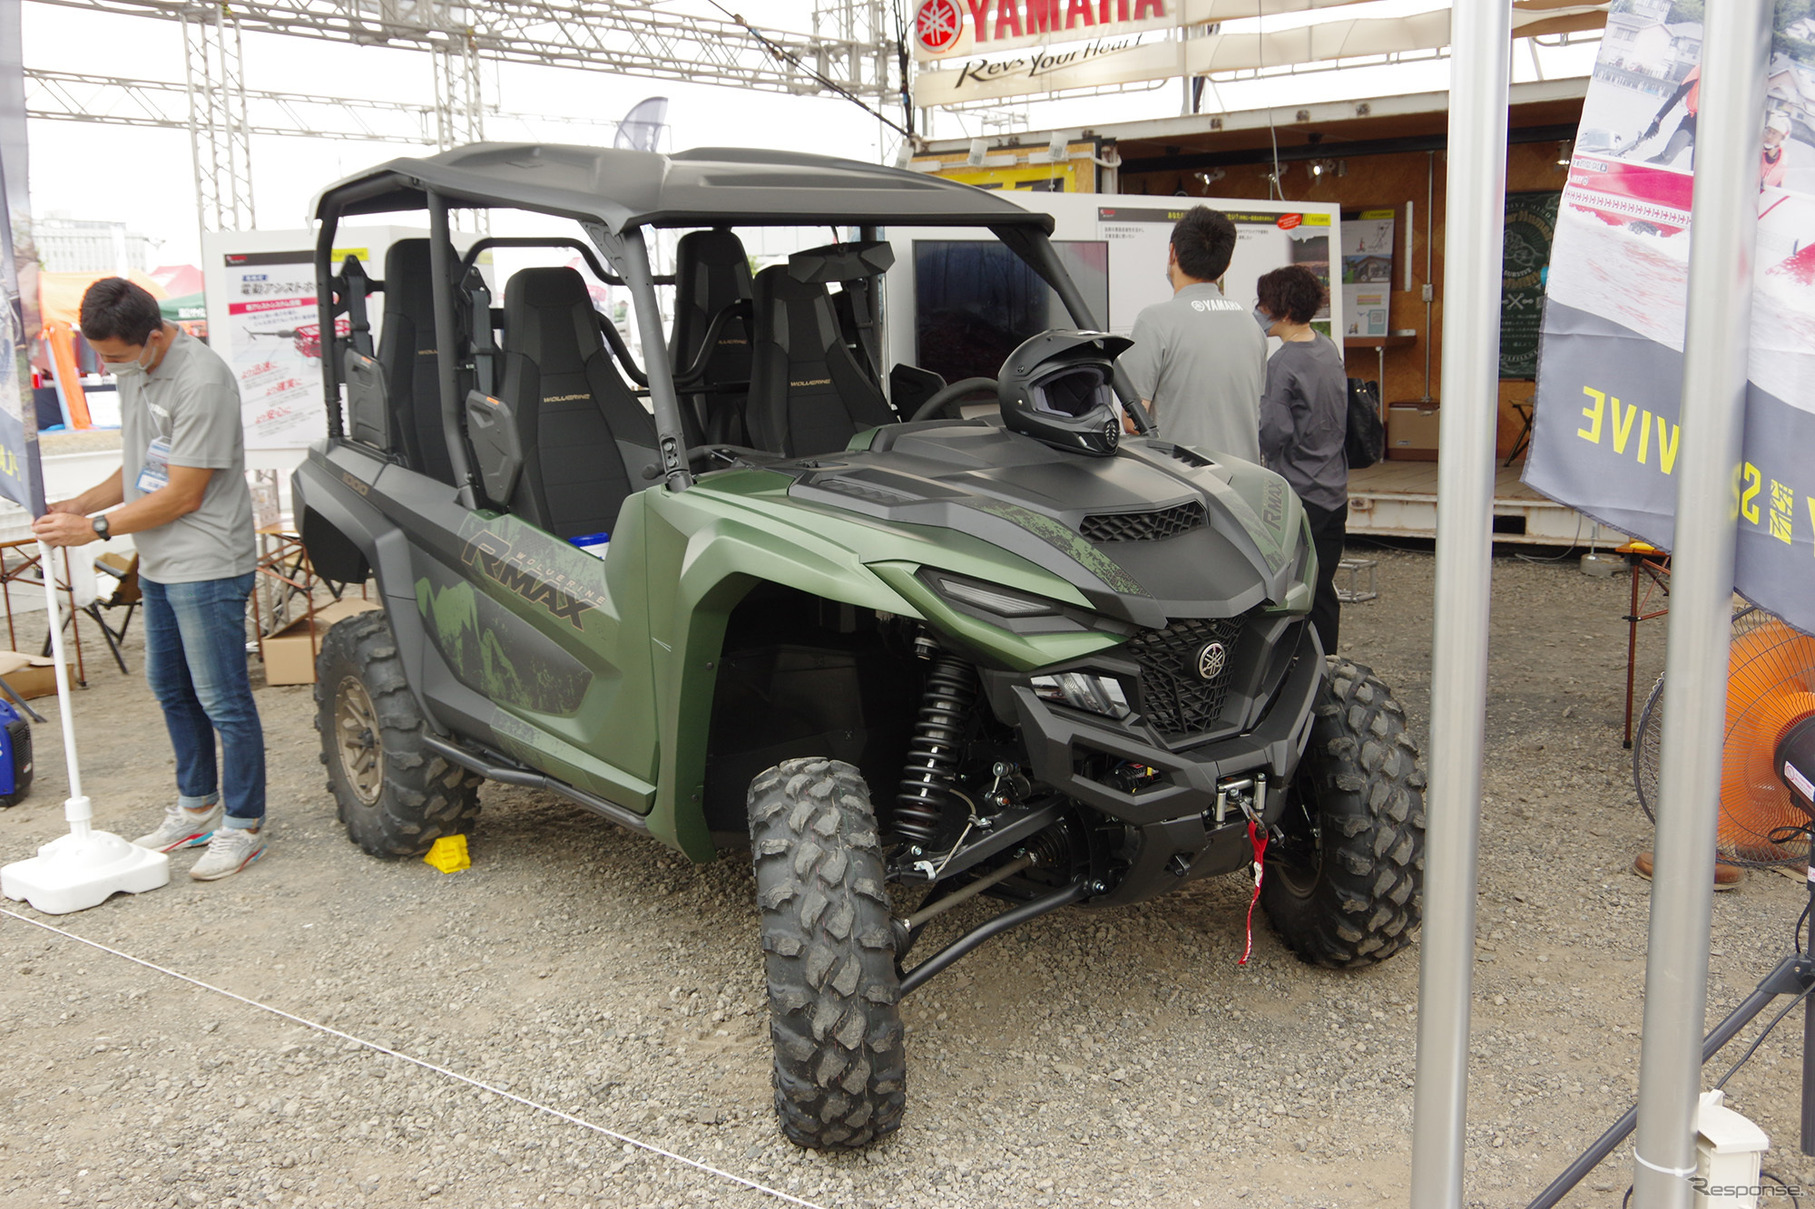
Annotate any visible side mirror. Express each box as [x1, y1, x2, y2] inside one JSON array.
[[464, 388, 523, 505]]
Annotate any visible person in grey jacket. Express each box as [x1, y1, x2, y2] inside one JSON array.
[[1255, 264, 1348, 656]]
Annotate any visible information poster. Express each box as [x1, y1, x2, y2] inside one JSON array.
[[1500, 191, 1559, 379], [1525, 0, 1815, 635], [221, 250, 350, 450], [1095, 203, 1341, 338], [1341, 210, 1395, 337]]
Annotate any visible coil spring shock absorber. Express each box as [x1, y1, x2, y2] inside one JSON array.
[[896, 643, 978, 847]]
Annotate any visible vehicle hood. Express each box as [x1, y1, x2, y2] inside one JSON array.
[[780, 420, 1307, 631]]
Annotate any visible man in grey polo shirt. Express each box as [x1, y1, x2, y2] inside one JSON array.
[[1118, 206, 1266, 463], [34, 278, 266, 881]]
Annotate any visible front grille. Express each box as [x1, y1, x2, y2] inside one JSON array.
[[1079, 501, 1207, 543], [1125, 615, 1244, 735]]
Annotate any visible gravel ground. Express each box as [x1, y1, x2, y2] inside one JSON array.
[[2, 544, 1812, 1209]]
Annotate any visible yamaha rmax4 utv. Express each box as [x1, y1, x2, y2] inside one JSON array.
[[294, 143, 1425, 1150]]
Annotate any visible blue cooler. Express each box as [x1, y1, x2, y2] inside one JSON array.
[[0, 697, 32, 808]]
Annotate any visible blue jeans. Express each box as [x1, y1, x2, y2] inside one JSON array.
[[142, 573, 265, 829]]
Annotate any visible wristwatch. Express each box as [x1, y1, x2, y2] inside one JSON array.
[[91, 514, 109, 541]]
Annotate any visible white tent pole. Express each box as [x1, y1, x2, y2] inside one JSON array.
[[36, 540, 89, 831], [1407, 0, 1510, 1201], [1631, 0, 1770, 1202]]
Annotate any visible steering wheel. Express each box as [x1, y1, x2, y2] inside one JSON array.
[[910, 376, 999, 423]]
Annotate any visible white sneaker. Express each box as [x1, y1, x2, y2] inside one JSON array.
[[133, 803, 223, 852], [189, 827, 266, 881]]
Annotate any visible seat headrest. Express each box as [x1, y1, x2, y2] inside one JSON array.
[[506, 265, 595, 313], [676, 228, 751, 276], [382, 239, 460, 316], [503, 266, 604, 368]]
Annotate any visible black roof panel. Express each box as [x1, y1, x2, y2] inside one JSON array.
[[313, 143, 1053, 233]]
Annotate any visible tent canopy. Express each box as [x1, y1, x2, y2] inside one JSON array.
[[38, 269, 166, 329]]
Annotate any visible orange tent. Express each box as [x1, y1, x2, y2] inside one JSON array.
[[37, 271, 168, 430], [38, 269, 167, 328]]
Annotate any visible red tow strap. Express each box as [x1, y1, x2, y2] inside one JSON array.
[[1239, 820, 1268, 965]]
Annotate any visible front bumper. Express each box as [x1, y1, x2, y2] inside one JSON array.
[[984, 619, 1323, 828]]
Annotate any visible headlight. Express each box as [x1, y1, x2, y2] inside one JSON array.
[[1032, 671, 1131, 718], [930, 572, 1065, 618]]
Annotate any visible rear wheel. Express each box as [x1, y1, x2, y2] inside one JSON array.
[[1261, 657, 1425, 967], [316, 609, 481, 858], [748, 758, 905, 1149]]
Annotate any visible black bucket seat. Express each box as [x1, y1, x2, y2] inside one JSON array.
[[378, 238, 465, 485], [490, 266, 658, 540], [745, 265, 896, 458], [671, 228, 754, 446]]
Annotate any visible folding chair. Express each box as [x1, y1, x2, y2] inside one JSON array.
[[44, 551, 140, 676]]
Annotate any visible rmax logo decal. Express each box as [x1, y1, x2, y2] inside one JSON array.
[[459, 530, 606, 630], [1262, 480, 1286, 532]]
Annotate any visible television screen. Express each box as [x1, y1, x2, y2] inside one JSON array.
[[913, 240, 1110, 386]]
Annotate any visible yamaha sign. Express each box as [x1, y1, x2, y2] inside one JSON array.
[[912, 0, 1175, 59]]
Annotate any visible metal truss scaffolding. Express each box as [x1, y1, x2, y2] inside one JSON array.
[[30, 0, 895, 237], [430, 32, 484, 151], [40, 0, 895, 101], [181, 4, 255, 232]]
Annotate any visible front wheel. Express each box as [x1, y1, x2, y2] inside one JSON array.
[[748, 758, 905, 1149], [1261, 657, 1425, 967], [315, 609, 481, 857]]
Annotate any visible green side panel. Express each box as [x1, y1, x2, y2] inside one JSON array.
[[417, 506, 660, 813], [414, 577, 590, 715]]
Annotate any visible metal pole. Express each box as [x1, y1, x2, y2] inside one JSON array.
[[37, 541, 88, 838], [1631, 0, 1770, 1201], [1406, 0, 1510, 1201]]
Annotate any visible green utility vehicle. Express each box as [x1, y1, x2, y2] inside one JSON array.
[[295, 143, 1426, 1150]]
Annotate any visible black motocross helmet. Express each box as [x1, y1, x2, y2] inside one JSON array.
[[998, 329, 1133, 457]]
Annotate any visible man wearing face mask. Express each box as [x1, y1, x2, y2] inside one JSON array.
[[1117, 206, 1265, 462], [32, 278, 265, 881]]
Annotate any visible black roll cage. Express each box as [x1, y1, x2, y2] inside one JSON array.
[[312, 189, 1152, 509]]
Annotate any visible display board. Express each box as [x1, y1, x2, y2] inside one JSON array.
[[912, 238, 1109, 383], [884, 191, 1342, 373], [1095, 201, 1338, 336], [202, 227, 445, 451], [1525, 0, 1815, 635], [1341, 210, 1395, 338]]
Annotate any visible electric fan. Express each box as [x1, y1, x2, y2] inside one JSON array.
[[1634, 605, 1815, 867]]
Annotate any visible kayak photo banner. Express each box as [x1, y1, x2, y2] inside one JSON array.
[[1525, 0, 1815, 636]]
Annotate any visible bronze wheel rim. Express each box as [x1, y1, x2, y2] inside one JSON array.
[[335, 676, 383, 806]]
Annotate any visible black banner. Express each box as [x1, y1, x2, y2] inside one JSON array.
[[1500, 191, 1559, 380]]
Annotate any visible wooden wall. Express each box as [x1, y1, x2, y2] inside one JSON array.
[[1120, 138, 1574, 458]]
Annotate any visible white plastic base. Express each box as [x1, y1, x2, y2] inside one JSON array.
[[1, 830, 170, 914]]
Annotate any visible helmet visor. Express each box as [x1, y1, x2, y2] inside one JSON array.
[[1028, 365, 1114, 418]]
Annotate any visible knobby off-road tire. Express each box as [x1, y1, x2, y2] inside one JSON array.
[[1261, 657, 1426, 967], [748, 758, 905, 1149], [315, 609, 481, 858]]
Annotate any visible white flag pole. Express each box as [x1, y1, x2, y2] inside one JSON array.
[[0, 541, 168, 913]]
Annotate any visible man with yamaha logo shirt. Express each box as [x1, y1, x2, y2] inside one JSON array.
[[1118, 206, 1266, 463], [33, 278, 266, 881]]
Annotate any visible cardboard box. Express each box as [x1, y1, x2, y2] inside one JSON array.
[[1387, 402, 1440, 461], [261, 597, 381, 686], [0, 651, 59, 699]]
